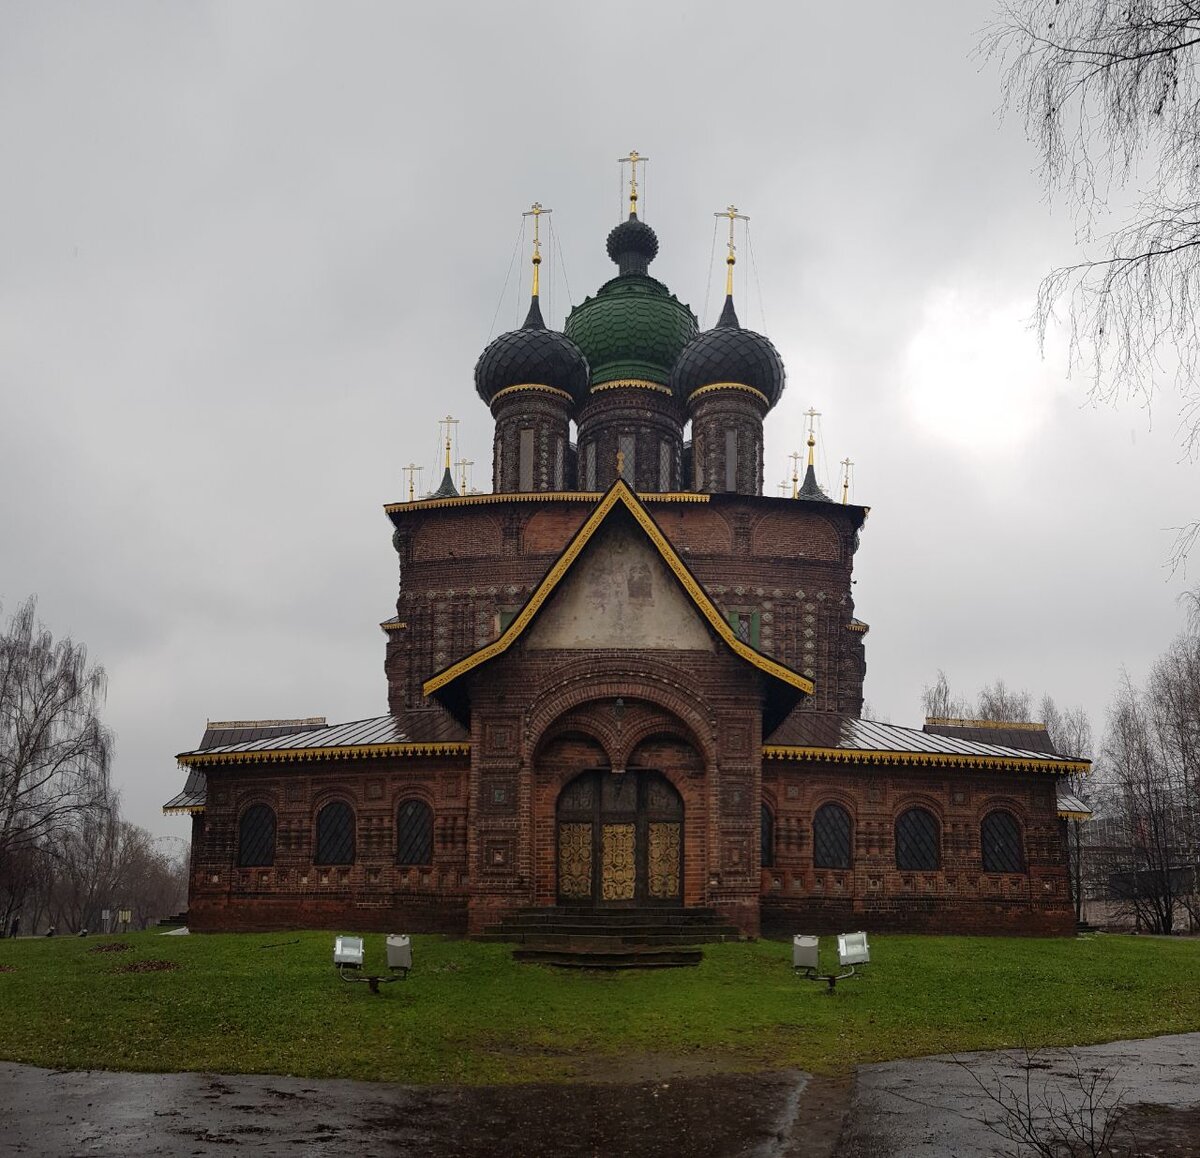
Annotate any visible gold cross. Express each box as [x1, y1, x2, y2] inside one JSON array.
[[788, 451, 803, 498], [402, 463, 423, 502], [522, 202, 551, 297], [618, 150, 648, 215], [456, 457, 474, 494], [841, 458, 854, 505], [804, 408, 821, 467], [439, 415, 458, 470], [714, 205, 749, 296]]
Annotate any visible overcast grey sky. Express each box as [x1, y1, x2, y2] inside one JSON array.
[[2, 1, 1195, 843]]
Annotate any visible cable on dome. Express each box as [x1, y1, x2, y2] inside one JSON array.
[[746, 220, 769, 334], [702, 214, 719, 328], [548, 216, 575, 317]]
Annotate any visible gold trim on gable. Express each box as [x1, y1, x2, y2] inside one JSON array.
[[380, 620, 408, 633], [162, 804, 207, 815], [1058, 809, 1093, 820], [761, 744, 1089, 776], [689, 381, 770, 407], [590, 378, 673, 396], [490, 383, 574, 405], [385, 490, 711, 514], [178, 741, 471, 767], [422, 480, 814, 698]]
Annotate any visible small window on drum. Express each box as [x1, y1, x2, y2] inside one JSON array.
[[761, 803, 775, 869], [895, 807, 940, 870], [981, 810, 1025, 873], [315, 801, 356, 865], [397, 799, 433, 866], [813, 803, 852, 869], [237, 804, 276, 867]]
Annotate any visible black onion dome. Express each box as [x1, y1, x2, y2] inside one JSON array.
[[474, 296, 591, 405], [670, 295, 786, 409], [606, 213, 659, 276]]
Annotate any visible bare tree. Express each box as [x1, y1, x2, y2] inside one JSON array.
[[1043, 695, 1097, 921], [0, 598, 113, 871], [984, 2, 1200, 564]]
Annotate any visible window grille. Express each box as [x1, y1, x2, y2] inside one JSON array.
[[895, 807, 940, 870], [397, 799, 433, 865], [659, 440, 671, 491], [724, 429, 737, 491], [585, 443, 596, 490], [554, 438, 564, 490], [237, 804, 276, 867], [761, 803, 775, 868], [315, 801, 356, 865], [813, 802, 852, 869], [519, 428, 535, 491], [981, 810, 1025, 873], [619, 434, 636, 485]]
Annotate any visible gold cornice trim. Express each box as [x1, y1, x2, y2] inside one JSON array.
[[761, 744, 1090, 776], [590, 378, 673, 396], [163, 804, 206, 815], [423, 480, 813, 698], [380, 620, 408, 633], [846, 623, 869, 634], [385, 491, 711, 513], [689, 382, 770, 406], [490, 383, 574, 405], [925, 717, 1046, 731], [1057, 809, 1093, 820], [178, 741, 471, 767]]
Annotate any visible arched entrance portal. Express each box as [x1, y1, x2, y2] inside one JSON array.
[[556, 770, 683, 906]]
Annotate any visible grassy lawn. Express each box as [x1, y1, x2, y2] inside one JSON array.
[[0, 931, 1197, 1085]]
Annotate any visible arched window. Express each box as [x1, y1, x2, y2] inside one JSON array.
[[813, 803, 852, 869], [761, 803, 775, 869], [895, 807, 940, 871], [981, 810, 1025, 873], [397, 799, 433, 866], [237, 804, 276, 867], [315, 802, 355, 865]]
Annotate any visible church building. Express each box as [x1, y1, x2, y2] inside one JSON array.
[[166, 162, 1088, 938]]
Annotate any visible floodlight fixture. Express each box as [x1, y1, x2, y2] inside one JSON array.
[[792, 931, 871, 992], [333, 933, 412, 993]]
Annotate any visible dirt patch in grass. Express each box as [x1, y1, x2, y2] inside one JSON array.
[[116, 959, 179, 974], [0, 965, 15, 974], [89, 942, 132, 954]]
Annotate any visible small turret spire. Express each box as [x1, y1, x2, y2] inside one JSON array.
[[804, 408, 820, 468], [841, 457, 853, 505]]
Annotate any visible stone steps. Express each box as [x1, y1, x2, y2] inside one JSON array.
[[513, 946, 704, 969]]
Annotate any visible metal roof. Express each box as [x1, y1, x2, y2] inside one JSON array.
[[765, 713, 1088, 770], [177, 712, 468, 761], [923, 720, 1060, 755], [198, 718, 327, 750], [162, 767, 208, 814], [1057, 791, 1094, 820]]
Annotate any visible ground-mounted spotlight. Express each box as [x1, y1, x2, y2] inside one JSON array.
[[792, 932, 870, 992], [333, 934, 412, 993]]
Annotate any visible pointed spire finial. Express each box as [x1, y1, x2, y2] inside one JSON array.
[[403, 463, 423, 503], [804, 408, 821, 468], [457, 457, 474, 494], [522, 202, 551, 298], [788, 450, 803, 499], [714, 205, 749, 298], [439, 415, 459, 470], [618, 150, 648, 216], [841, 458, 854, 505]]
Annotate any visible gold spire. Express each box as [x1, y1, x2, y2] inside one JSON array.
[[804, 408, 821, 468], [714, 204, 749, 297], [841, 457, 853, 505], [522, 202, 551, 298], [403, 463, 423, 502], [788, 450, 803, 499], [439, 415, 458, 470], [618, 150, 648, 216]]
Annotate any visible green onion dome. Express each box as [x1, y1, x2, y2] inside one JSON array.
[[565, 214, 698, 390], [670, 295, 786, 409], [474, 295, 591, 406]]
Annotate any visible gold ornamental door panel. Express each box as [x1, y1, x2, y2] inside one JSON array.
[[647, 822, 682, 899], [558, 823, 593, 900], [601, 823, 636, 901]]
